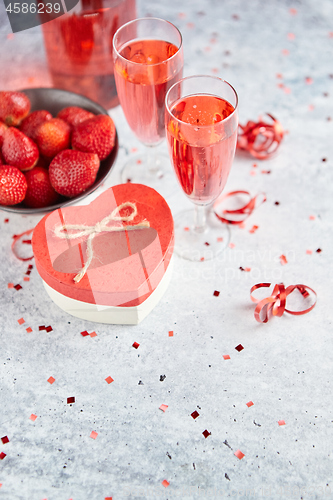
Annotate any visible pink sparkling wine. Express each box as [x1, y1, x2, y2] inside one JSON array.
[[114, 39, 183, 145], [166, 94, 237, 204]]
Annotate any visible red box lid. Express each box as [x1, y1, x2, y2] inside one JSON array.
[[32, 184, 174, 307]]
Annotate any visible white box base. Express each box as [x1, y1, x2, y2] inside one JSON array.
[[42, 257, 173, 325]]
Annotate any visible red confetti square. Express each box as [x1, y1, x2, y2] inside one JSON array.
[[29, 414, 37, 421], [235, 344, 244, 352], [17, 317, 25, 325], [105, 497, 113, 500], [229, 242, 235, 249], [246, 401, 254, 407], [217, 237, 223, 242], [90, 431, 98, 439], [8, 283, 14, 289], [47, 376, 55, 385], [162, 480, 170, 488], [191, 411, 199, 419], [80, 330, 89, 337], [39, 325, 46, 331], [45, 326, 53, 332], [67, 397, 75, 404], [202, 430, 211, 438], [0, 452, 6, 460], [14, 284, 22, 291], [213, 290, 220, 297], [280, 254, 288, 265], [168, 330, 174, 337], [159, 404, 168, 412], [4, 218, 9, 223], [306, 249, 313, 255], [249, 225, 259, 234], [234, 449, 245, 460], [26, 327, 33, 333], [1, 436, 9, 444], [132, 342, 140, 349], [316, 248, 322, 253], [105, 376, 114, 384], [28, 264, 33, 269], [184, 226, 190, 231], [23, 277, 30, 282], [89, 331, 97, 337], [223, 354, 230, 360], [309, 215, 316, 220], [278, 420, 286, 426], [200, 257, 205, 261]]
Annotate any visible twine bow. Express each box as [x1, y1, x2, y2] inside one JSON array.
[[54, 202, 150, 283]]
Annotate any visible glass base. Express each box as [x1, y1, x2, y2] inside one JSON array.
[[121, 152, 176, 198], [173, 208, 231, 261]]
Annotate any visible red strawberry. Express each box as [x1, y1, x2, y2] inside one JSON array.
[[2, 127, 39, 172], [0, 165, 27, 205], [0, 121, 8, 147], [0, 91, 30, 126], [20, 110, 52, 141], [35, 118, 71, 159], [24, 166, 59, 208], [71, 114, 116, 160], [49, 149, 100, 197], [57, 106, 94, 128]]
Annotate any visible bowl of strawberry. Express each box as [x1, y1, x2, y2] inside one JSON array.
[[0, 88, 118, 213]]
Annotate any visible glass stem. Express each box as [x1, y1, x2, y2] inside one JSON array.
[[194, 205, 207, 233]]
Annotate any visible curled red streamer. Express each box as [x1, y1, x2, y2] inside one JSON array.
[[214, 190, 266, 224], [12, 229, 34, 261], [250, 283, 317, 323], [237, 113, 284, 159]]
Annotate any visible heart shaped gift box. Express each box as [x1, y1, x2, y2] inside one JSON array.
[[32, 184, 174, 324]]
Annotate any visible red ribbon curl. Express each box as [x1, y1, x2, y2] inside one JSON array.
[[11, 229, 34, 261], [250, 283, 317, 323], [214, 190, 266, 224], [237, 113, 284, 160]]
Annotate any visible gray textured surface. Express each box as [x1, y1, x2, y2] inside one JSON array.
[[1, 0, 333, 499]]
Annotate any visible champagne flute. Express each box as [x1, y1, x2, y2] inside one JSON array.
[[165, 75, 238, 261], [113, 17, 183, 193]]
